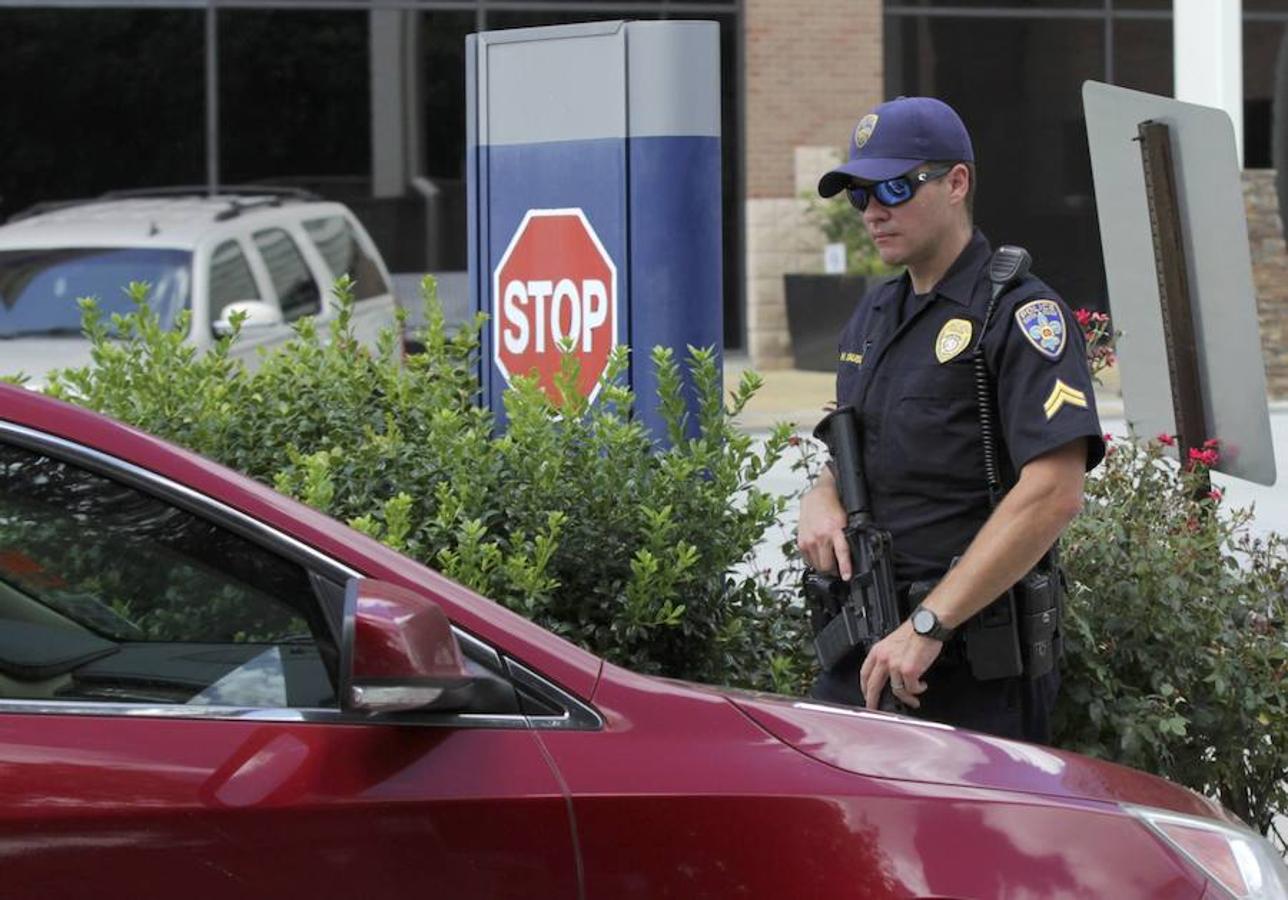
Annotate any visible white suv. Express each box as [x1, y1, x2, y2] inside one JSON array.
[[0, 188, 399, 387]]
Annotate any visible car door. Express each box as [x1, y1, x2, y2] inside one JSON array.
[[300, 213, 398, 351], [0, 427, 580, 900]]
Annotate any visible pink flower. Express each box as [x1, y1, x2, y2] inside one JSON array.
[[1157, 433, 1176, 446], [1102, 433, 1113, 443], [1203, 438, 1221, 450], [1075, 308, 1093, 328], [1208, 489, 1223, 503], [1187, 447, 1219, 467]]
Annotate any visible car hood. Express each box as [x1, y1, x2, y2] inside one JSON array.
[[727, 692, 1227, 821], [0, 337, 95, 388]]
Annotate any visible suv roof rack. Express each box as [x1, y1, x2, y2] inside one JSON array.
[[6, 184, 325, 226], [101, 185, 322, 202]]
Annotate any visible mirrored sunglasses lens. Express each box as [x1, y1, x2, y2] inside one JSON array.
[[875, 177, 913, 206], [846, 187, 869, 211]]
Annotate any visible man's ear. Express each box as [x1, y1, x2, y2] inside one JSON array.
[[947, 163, 971, 206]]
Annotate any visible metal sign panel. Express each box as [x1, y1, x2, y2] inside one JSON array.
[[468, 20, 722, 436], [1083, 80, 1275, 485]]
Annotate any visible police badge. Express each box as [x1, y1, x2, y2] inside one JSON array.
[[854, 114, 879, 150], [935, 318, 973, 363], [1014, 300, 1066, 360]]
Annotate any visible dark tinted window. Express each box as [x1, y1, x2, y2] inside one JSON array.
[[207, 239, 260, 325], [253, 228, 321, 321], [303, 216, 389, 301], [0, 441, 336, 708], [0, 248, 191, 338]]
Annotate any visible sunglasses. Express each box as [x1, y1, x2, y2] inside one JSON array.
[[845, 164, 957, 212]]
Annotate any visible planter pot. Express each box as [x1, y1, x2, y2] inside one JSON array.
[[784, 274, 867, 372]]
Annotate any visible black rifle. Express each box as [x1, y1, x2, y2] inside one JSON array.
[[803, 406, 903, 712]]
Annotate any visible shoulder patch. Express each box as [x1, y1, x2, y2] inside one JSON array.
[[1014, 299, 1066, 361], [935, 318, 973, 363]]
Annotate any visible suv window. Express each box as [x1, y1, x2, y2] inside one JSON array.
[[303, 216, 389, 301], [0, 441, 337, 708], [0, 248, 191, 337], [207, 240, 260, 326], [252, 228, 321, 321]]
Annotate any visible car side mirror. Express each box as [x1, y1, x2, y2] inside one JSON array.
[[213, 300, 284, 336], [339, 578, 475, 715]]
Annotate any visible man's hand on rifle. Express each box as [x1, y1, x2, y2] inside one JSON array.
[[860, 622, 943, 710], [797, 466, 853, 580]]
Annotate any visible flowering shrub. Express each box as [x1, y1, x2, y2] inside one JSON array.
[[1056, 429, 1288, 843], [1075, 307, 1116, 380]]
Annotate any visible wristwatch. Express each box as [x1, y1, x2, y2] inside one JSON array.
[[911, 604, 955, 642]]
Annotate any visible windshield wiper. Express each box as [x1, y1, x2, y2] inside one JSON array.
[[0, 327, 86, 340]]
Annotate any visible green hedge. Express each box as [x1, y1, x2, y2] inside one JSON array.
[[45, 278, 815, 694]]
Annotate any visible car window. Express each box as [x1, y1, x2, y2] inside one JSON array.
[[207, 239, 260, 326], [0, 441, 337, 709], [0, 248, 192, 338], [252, 228, 321, 321], [302, 216, 390, 301]]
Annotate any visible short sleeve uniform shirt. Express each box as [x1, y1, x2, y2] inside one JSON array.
[[835, 229, 1105, 584]]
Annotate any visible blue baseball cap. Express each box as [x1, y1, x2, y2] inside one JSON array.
[[818, 96, 975, 198]]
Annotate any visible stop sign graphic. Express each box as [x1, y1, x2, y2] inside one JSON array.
[[493, 208, 619, 404]]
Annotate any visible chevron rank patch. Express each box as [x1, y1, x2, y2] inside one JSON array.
[[1015, 299, 1066, 360], [1043, 378, 1088, 420], [935, 318, 973, 363]]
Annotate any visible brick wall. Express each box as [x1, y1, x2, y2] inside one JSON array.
[[744, 0, 883, 199], [743, 0, 884, 366], [1245, 170, 1288, 398]]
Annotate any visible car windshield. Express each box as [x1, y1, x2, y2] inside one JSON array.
[[0, 247, 192, 338]]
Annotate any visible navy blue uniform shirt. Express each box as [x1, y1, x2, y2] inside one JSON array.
[[836, 229, 1105, 584]]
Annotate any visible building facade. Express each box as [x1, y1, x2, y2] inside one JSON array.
[[2, 1, 1286, 375]]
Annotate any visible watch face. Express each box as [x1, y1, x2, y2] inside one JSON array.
[[913, 608, 935, 634]]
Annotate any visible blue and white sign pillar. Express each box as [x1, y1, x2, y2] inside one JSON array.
[[466, 20, 722, 438]]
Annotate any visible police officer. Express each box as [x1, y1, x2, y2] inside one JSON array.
[[797, 96, 1105, 743]]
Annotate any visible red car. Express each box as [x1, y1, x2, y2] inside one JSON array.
[[0, 382, 1284, 900]]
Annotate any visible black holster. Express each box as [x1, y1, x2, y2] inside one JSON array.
[[907, 562, 1064, 681]]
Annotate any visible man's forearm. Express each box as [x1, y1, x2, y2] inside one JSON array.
[[920, 440, 1087, 630]]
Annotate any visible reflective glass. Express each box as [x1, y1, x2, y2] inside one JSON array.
[[0, 248, 192, 339], [885, 14, 1107, 308]]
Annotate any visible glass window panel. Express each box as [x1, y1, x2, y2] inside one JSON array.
[[0, 248, 192, 338], [253, 228, 321, 321], [218, 10, 370, 184], [885, 14, 1108, 310], [303, 216, 389, 300], [0, 442, 335, 708], [1113, 18, 1172, 97], [1244, 21, 1284, 169], [0, 10, 203, 224], [886, 1, 1103, 9], [208, 240, 260, 326]]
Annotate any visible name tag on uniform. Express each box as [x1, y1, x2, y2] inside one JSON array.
[[839, 351, 864, 365]]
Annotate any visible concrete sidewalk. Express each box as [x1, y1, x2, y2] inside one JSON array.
[[725, 356, 1125, 433]]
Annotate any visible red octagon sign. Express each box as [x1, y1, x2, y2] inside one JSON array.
[[493, 208, 619, 404]]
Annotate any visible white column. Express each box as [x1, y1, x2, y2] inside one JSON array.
[[1174, 0, 1243, 166]]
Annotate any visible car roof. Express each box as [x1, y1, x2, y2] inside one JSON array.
[[0, 194, 354, 251]]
